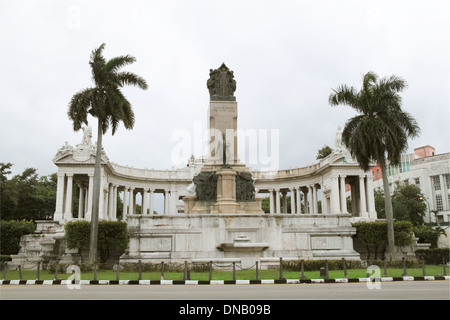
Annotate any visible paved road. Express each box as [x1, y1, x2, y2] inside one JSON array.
[[1, 281, 449, 300]]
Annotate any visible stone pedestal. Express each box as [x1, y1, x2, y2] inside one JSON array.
[[213, 169, 239, 213]]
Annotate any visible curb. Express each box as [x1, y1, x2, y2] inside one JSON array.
[[1, 276, 449, 285]]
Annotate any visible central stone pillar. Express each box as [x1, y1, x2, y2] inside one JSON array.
[[214, 168, 239, 213], [208, 101, 238, 164]]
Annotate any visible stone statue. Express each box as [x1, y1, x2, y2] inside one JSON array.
[[193, 171, 218, 201], [334, 126, 344, 151], [235, 172, 255, 201], [77, 125, 92, 147], [207, 63, 236, 101]]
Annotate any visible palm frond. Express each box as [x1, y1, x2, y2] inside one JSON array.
[[116, 71, 148, 90], [67, 88, 95, 131]]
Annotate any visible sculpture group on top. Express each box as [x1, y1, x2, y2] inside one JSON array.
[[207, 63, 237, 101]]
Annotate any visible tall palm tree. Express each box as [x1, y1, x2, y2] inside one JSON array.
[[329, 71, 420, 260], [68, 43, 148, 264]]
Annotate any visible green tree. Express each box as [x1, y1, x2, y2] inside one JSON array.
[[316, 145, 333, 160], [67, 43, 148, 263], [392, 184, 426, 226], [0, 163, 15, 220], [329, 71, 420, 260], [0, 164, 56, 221], [374, 185, 427, 226]]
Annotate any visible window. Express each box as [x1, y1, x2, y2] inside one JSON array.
[[436, 194, 444, 211], [432, 176, 441, 191]]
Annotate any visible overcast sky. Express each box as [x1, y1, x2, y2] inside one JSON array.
[[1, 0, 449, 178]]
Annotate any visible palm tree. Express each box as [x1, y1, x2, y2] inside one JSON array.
[[68, 43, 148, 264], [329, 71, 420, 260]]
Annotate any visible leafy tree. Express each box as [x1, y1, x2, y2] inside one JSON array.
[[392, 184, 426, 226], [329, 71, 420, 260], [316, 145, 333, 160], [0, 164, 56, 221], [67, 43, 147, 263], [374, 185, 426, 226]]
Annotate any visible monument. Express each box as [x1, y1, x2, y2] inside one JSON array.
[[12, 63, 379, 270], [183, 63, 264, 214]]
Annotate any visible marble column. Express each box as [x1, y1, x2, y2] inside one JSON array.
[[312, 184, 318, 214], [366, 176, 376, 219], [331, 176, 340, 214], [290, 187, 296, 214], [122, 186, 129, 220], [304, 188, 309, 213], [149, 189, 155, 215], [275, 188, 281, 214], [142, 188, 149, 215], [63, 174, 74, 220], [308, 185, 313, 214], [108, 183, 114, 220], [296, 187, 301, 214], [54, 173, 66, 221], [171, 190, 178, 214], [128, 187, 135, 215], [164, 190, 169, 215], [112, 185, 118, 220], [340, 175, 348, 214], [78, 183, 85, 219], [359, 175, 368, 217], [269, 189, 274, 214]]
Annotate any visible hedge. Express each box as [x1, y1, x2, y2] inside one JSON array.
[[352, 220, 414, 259], [415, 248, 449, 265], [65, 220, 128, 264], [0, 220, 36, 255]]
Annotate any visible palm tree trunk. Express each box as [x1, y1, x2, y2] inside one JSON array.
[[379, 158, 395, 261], [89, 117, 103, 264]]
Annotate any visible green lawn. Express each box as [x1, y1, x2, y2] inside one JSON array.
[[2, 265, 448, 281]]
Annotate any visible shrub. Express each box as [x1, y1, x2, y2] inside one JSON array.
[[413, 225, 444, 248], [415, 248, 449, 264], [65, 220, 128, 264], [352, 220, 414, 259], [0, 220, 36, 255]]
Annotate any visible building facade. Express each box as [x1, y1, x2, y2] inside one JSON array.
[[372, 145, 450, 226]]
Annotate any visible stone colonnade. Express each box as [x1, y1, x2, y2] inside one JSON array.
[[54, 172, 377, 221], [53, 172, 182, 222], [258, 173, 376, 217]]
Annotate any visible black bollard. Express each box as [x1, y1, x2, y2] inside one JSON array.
[[232, 262, 236, 281], [116, 259, 120, 281], [36, 261, 41, 281], [184, 261, 188, 281], [18, 265, 22, 280], [54, 263, 59, 280], [255, 261, 259, 281], [209, 261, 213, 281], [443, 259, 447, 276], [299, 259, 305, 279], [161, 261, 164, 280], [342, 258, 348, 278], [422, 259, 426, 277], [279, 257, 283, 280], [138, 260, 142, 281]]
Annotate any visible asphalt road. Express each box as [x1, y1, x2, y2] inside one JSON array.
[[1, 281, 449, 300]]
